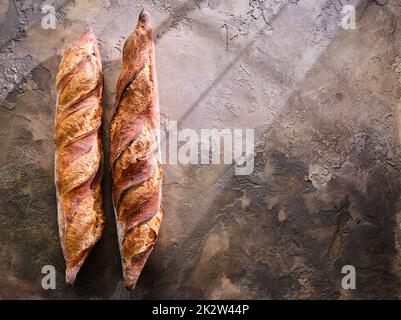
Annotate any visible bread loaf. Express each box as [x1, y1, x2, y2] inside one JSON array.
[[55, 29, 105, 286], [110, 9, 162, 290]]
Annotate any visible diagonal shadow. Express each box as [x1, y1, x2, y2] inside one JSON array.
[[136, 0, 376, 299]]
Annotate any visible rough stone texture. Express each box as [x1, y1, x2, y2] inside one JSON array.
[[1, 0, 401, 299]]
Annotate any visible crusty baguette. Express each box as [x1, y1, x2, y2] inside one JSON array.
[[110, 9, 162, 290], [55, 29, 105, 286]]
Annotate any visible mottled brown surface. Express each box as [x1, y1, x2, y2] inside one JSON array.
[[1, 0, 401, 299]]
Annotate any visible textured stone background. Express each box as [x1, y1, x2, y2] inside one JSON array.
[[1, 0, 401, 299]]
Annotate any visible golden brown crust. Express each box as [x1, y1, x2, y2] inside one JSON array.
[[110, 9, 162, 290], [55, 29, 105, 286]]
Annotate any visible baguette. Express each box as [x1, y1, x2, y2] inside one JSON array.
[[55, 29, 105, 286], [110, 9, 162, 290]]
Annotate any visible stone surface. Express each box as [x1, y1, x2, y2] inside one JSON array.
[[1, 0, 401, 299]]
